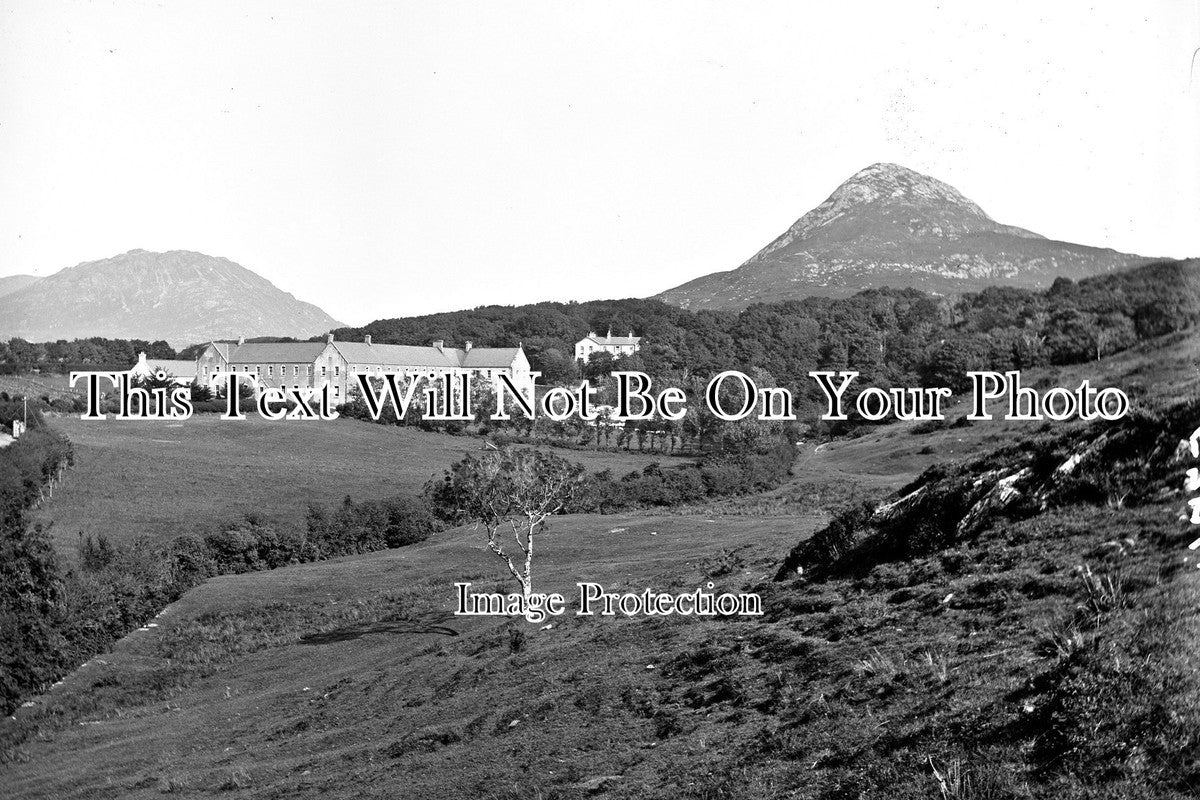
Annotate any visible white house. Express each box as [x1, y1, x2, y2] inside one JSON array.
[[574, 329, 641, 363], [129, 352, 199, 385]]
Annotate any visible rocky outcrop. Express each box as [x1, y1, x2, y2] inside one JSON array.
[[658, 163, 1152, 310]]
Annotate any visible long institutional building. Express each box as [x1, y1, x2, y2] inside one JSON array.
[[191, 335, 532, 401]]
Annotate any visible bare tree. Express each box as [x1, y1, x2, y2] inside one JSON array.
[[428, 449, 584, 599]]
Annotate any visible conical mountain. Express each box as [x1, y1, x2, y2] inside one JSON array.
[[656, 163, 1152, 310]]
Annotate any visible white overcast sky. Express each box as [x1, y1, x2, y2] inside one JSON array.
[[1, 1, 1197, 326]]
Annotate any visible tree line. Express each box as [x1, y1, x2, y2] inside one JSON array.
[[333, 259, 1199, 395], [334, 259, 1198, 442]]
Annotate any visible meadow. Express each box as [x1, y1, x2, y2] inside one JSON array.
[[5, 425, 1197, 798], [32, 413, 677, 556], [2, 329, 1198, 798]]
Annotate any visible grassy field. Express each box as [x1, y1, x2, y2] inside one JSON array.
[[0, 372, 83, 403], [33, 414, 681, 555], [28, 327, 1200, 554], [4, 498, 1196, 798], [1, 512, 822, 799], [3, 332, 1198, 798]]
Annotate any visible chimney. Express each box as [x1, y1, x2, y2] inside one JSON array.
[[137, 351, 147, 366], [364, 335, 372, 346], [464, 341, 472, 352], [606, 328, 612, 342], [327, 333, 334, 344], [432, 339, 443, 351], [237, 335, 245, 346]]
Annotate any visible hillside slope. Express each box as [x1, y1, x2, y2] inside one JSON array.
[[0, 275, 39, 298], [656, 163, 1153, 310], [5, 402, 1198, 798], [0, 250, 343, 348], [4, 333, 1198, 799]]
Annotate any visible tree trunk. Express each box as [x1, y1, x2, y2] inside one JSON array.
[[523, 525, 534, 600]]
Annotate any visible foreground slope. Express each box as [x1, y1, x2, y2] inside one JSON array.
[[4, 333, 1199, 799], [5, 403, 1199, 797], [656, 163, 1153, 310], [0, 513, 820, 799]]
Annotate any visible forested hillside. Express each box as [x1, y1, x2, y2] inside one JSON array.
[[337, 259, 1199, 393]]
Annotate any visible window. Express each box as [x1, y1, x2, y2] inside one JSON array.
[[322, 366, 327, 377], [293, 365, 298, 377], [334, 365, 340, 376], [267, 365, 273, 377], [306, 365, 312, 377]]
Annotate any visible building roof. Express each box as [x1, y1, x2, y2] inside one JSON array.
[[460, 347, 521, 368], [202, 338, 524, 370], [141, 359, 199, 378], [226, 342, 328, 364], [337, 341, 521, 369], [334, 341, 461, 369], [579, 332, 641, 346]]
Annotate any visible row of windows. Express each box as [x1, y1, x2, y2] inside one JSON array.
[[203, 364, 326, 377], [224, 383, 342, 397], [346, 365, 501, 379]]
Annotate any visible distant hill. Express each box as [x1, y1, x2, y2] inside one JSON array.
[[0, 274, 39, 298], [655, 163, 1154, 310], [0, 250, 344, 348]]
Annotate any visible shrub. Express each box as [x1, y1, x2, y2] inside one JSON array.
[[307, 495, 438, 558], [0, 517, 65, 714]]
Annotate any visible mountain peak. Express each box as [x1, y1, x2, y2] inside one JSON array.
[[0, 250, 345, 348], [748, 164, 1003, 264], [655, 163, 1150, 310], [832, 163, 987, 215]]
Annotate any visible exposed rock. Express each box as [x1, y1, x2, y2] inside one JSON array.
[[656, 163, 1152, 310]]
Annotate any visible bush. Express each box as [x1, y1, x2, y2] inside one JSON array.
[[0, 427, 73, 524], [203, 525, 269, 574], [0, 518, 65, 715], [306, 495, 438, 557], [554, 431, 798, 515]]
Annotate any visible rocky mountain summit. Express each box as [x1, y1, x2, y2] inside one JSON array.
[[657, 163, 1152, 310]]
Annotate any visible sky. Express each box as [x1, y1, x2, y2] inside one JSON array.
[[1, 1, 1197, 326]]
